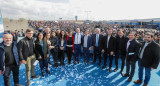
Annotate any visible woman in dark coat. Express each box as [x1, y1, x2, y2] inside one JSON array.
[[35, 32, 50, 77], [50, 31, 59, 67]]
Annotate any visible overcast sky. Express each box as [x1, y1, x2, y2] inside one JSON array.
[[0, 0, 159, 20]]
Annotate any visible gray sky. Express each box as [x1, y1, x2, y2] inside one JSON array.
[[0, 0, 160, 20]]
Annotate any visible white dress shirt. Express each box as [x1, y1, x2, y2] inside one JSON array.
[[74, 33, 81, 44], [139, 42, 150, 59], [126, 40, 131, 52]]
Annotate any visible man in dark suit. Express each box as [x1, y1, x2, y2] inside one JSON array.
[[134, 32, 160, 86], [82, 30, 92, 64], [101, 28, 116, 72], [114, 29, 129, 75], [123, 32, 141, 82], [92, 28, 103, 66]]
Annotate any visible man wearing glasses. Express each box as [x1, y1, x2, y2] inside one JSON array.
[[18, 29, 39, 86]]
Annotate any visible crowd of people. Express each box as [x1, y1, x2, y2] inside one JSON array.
[[0, 21, 160, 86]]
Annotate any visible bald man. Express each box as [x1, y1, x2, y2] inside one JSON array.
[[0, 34, 23, 86], [43, 27, 51, 38]]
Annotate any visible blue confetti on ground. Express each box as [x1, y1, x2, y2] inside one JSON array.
[[0, 54, 160, 86]]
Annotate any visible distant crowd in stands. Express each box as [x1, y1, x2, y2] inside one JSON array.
[[4, 20, 160, 44]]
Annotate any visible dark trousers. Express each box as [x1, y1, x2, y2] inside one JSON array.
[[74, 44, 81, 62], [83, 47, 90, 62], [93, 46, 101, 64], [115, 51, 125, 71], [48, 53, 52, 64], [104, 52, 113, 68], [59, 50, 65, 64], [39, 58, 49, 71], [67, 47, 72, 64], [126, 57, 136, 79], [3, 65, 19, 86], [138, 59, 151, 85], [51, 50, 58, 65]]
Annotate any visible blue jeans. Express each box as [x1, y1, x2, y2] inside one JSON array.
[[83, 47, 90, 62], [126, 57, 136, 79], [39, 58, 49, 71], [138, 59, 151, 85]]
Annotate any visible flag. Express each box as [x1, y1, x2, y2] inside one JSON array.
[[0, 9, 4, 38]]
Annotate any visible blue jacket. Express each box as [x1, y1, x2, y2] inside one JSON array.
[[82, 35, 92, 48], [58, 38, 67, 51], [0, 42, 19, 74]]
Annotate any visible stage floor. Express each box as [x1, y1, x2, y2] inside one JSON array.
[[0, 54, 160, 86]]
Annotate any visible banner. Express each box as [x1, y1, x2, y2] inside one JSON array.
[[0, 10, 4, 38]]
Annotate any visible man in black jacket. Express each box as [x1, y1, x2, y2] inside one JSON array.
[[123, 32, 141, 82], [18, 29, 39, 86], [92, 28, 103, 66], [114, 29, 128, 75], [101, 28, 116, 72], [134, 32, 160, 86]]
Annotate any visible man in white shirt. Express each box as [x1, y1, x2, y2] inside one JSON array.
[[74, 28, 83, 64]]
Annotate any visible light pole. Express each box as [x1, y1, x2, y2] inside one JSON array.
[[84, 11, 92, 20]]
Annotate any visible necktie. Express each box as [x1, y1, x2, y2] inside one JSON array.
[[77, 34, 78, 44], [96, 34, 99, 47], [107, 36, 109, 48]]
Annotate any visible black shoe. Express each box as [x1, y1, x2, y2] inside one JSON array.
[[48, 62, 52, 65], [31, 75, 40, 79], [109, 68, 112, 72], [114, 68, 118, 72], [78, 61, 80, 64], [46, 69, 50, 74], [61, 63, 65, 66], [15, 84, 24, 86], [123, 73, 129, 77], [68, 61, 71, 65], [53, 64, 58, 67], [74, 61, 76, 64], [62, 63, 65, 66], [102, 65, 106, 69], [42, 72, 45, 77], [127, 78, 132, 82], [120, 71, 125, 76]]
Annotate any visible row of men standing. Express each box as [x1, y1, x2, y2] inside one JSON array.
[[73, 28, 159, 86]]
